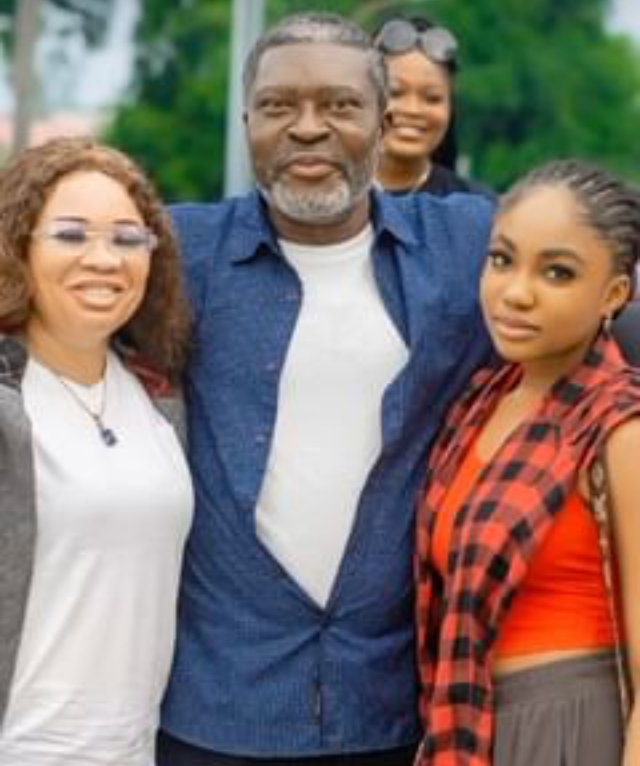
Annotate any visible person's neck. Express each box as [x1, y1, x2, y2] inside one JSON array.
[[516, 341, 594, 397], [26, 327, 108, 385], [270, 196, 371, 246], [376, 155, 432, 192]]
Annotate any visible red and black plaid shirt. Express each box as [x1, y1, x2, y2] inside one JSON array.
[[415, 334, 640, 765]]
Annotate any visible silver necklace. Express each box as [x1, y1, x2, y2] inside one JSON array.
[[374, 163, 432, 193], [409, 164, 432, 192], [54, 369, 118, 447]]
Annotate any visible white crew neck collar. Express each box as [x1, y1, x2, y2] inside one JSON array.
[[279, 224, 374, 266]]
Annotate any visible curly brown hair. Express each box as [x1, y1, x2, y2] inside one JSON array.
[[0, 136, 191, 381]]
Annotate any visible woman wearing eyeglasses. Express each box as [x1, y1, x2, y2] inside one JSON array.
[[0, 137, 193, 765], [374, 16, 490, 198]]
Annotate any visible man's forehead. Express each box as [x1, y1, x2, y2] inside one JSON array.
[[254, 43, 372, 90]]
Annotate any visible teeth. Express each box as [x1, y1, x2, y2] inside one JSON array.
[[77, 285, 118, 294], [74, 286, 120, 303], [395, 126, 425, 133]]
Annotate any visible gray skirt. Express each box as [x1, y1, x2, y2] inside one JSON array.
[[493, 652, 624, 766]]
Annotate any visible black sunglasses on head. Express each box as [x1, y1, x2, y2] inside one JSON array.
[[376, 19, 458, 67]]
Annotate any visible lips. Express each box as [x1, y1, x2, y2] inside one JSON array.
[[391, 123, 428, 140], [280, 155, 341, 180], [386, 113, 430, 138], [71, 280, 123, 293], [69, 281, 125, 309], [491, 315, 541, 340]]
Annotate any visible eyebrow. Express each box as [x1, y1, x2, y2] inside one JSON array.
[[255, 85, 364, 99], [389, 79, 448, 94], [50, 216, 144, 226], [538, 248, 585, 264], [50, 216, 87, 224], [491, 233, 586, 264], [489, 233, 516, 251]]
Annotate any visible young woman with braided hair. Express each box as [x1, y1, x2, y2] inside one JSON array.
[[415, 159, 640, 765]]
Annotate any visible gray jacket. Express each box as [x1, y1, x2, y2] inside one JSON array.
[[0, 335, 186, 726]]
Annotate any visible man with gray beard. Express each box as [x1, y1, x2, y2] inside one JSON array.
[[158, 12, 494, 766]]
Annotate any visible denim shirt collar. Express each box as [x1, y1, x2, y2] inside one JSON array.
[[230, 187, 418, 264]]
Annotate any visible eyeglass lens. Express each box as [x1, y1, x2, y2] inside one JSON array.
[[39, 221, 157, 254]]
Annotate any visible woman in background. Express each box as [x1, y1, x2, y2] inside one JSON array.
[[415, 159, 640, 765], [374, 16, 490, 197], [0, 137, 193, 765]]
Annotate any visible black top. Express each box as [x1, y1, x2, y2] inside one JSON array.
[[389, 163, 495, 200], [613, 300, 640, 366]]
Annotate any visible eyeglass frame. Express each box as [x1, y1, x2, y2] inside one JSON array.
[[31, 219, 159, 258], [375, 19, 459, 69]]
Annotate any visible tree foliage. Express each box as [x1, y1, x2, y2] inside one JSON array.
[[427, 0, 640, 188], [106, 0, 230, 200], [106, 0, 640, 199]]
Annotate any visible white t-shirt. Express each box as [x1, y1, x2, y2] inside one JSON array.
[[0, 352, 193, 766], [256, 225, 409, 606]]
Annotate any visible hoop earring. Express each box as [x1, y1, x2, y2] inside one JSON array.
[[602, 314, 613, 336]]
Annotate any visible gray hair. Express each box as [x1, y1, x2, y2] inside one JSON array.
[[242, 12, 388, 113], [501, 158, 640, 298]]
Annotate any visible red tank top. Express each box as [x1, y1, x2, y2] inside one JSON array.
[[431, 446, 615, 657]]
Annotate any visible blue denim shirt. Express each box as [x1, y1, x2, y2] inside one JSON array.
[[161, 189, 494, 757]]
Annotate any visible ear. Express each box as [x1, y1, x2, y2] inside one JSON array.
[[602, 273, 631, 319]]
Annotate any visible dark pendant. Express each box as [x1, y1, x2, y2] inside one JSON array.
[[96, 421, 118, 447]]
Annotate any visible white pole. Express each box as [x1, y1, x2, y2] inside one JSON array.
[[224, 0, 265, 197], [11, 0, 40, 154]]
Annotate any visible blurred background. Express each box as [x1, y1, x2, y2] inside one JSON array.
[[0, 0, 638, 200]]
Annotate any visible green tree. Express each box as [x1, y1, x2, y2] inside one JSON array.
[[106, 0, 640, 199], [107, 0, 389, 199], [106, 0, 231, 200], [428, 0, 640, 188]]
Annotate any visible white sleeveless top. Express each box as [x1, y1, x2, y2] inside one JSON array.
[[0, 352, 193, 766]]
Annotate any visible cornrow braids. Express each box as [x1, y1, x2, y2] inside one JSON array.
[[501, 159, 640, 296]]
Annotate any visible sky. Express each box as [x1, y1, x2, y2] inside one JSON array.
[[0, 0, 638, 115], [608, 0, 640, 36], [44, 0, 139, 111], [0, 0, 138, 113]]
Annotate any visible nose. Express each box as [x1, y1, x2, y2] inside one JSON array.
[[288, 103, 329, 142], [502, 271, 536, 308], [81, 235, 122, 269]]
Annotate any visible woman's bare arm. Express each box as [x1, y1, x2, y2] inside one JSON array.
[[606, 418, 640, 766]]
